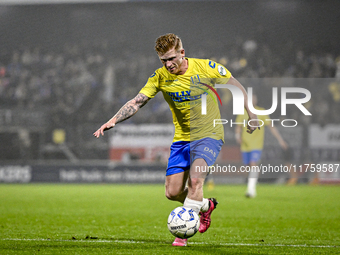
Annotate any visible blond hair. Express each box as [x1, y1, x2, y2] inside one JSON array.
[[154, 33, 183, 55]]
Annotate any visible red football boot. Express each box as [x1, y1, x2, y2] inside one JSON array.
[[199, 198, 218, 233], [172, 237, 187, 246]]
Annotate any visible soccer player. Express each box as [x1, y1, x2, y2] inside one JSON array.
[[235, 94, 288, 198], [93, 33, 259, 246]]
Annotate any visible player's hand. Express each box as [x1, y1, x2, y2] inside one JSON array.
[[247, 115, 260, 134], [93, 122, 115, 138]]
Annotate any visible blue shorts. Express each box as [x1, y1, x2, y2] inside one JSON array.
[[241, 150, 262, 165], [166, 138, 223, 176]]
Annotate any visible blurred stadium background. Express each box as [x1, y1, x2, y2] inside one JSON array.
[[0, 0, 340, 184]]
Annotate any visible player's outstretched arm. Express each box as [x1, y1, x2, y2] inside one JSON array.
[[93, 93, 150, 138], [227, 76, 259, 134]]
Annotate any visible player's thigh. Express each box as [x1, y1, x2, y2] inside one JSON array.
[[165, 170, 189, 197]]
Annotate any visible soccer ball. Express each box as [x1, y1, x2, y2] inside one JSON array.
[[167, 207, 200, 239]]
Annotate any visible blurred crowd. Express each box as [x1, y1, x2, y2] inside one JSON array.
[[0, 38, 339, 128], [0, 42, 107, 125]]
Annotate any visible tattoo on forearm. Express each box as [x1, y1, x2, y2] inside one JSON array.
[[114, 103, 137, 123], [135, 93, 149, 108], [113, 93, 149, 124]]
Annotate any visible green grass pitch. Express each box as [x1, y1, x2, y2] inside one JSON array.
[[0, 183, 339, 254]]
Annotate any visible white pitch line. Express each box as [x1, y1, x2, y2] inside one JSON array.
[[0, 238, 338, 248], [192, 241, 338, 248]]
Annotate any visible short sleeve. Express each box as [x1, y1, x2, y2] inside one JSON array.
[[139, 71, 160, 98]]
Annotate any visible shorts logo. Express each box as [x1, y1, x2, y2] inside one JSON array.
[[204, 147, 216, 158]]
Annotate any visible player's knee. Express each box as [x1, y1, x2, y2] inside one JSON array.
[[165, 189, 180, 201]]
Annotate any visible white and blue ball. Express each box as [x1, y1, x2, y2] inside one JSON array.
[[167, 207, 200, 238]]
